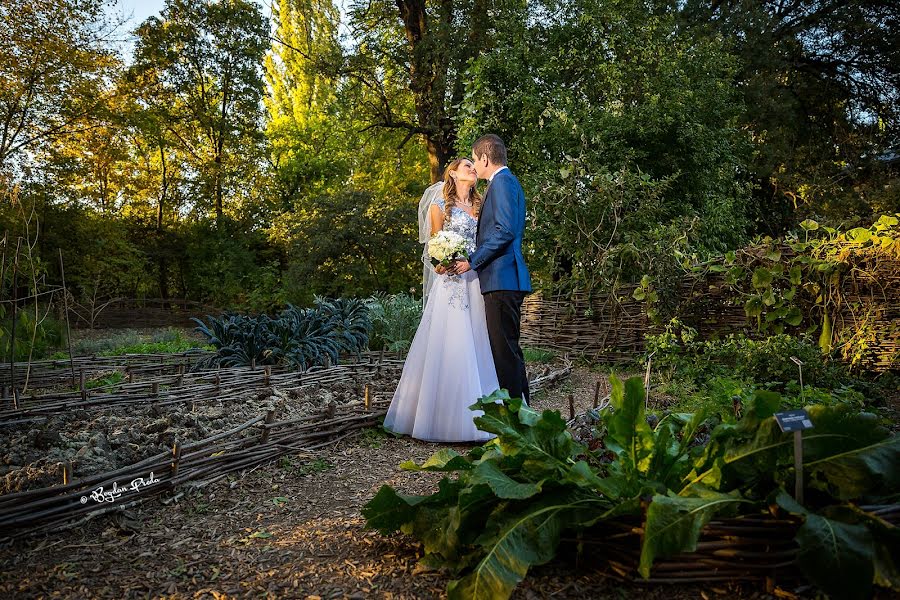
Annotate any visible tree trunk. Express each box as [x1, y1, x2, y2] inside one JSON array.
[[157, 144, 169, 302], [396, 0, 456, 183], [426, 135, 454, 183], [214, 155, 223, 227]]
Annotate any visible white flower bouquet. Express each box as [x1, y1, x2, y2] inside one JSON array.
[[428, 230, 469, 268]]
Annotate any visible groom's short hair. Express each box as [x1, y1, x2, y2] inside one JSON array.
[[473, 134, 508, 166]]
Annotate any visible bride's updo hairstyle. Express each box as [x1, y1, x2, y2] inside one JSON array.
[[442, 158, 483, 221]]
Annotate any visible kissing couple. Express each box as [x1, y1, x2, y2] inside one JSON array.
[[383, 134, 532, 442]]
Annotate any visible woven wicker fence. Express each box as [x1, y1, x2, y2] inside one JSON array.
[[521, 285, 652, 364], [67, 298, 219, 329], [521, 257, 900, 371]]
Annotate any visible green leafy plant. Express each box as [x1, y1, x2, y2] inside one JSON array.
[[192, 297, 370, 369], [646, 321, 857, 391], [365, 292, 422, 352], [364, 378, 899, 600], [681, 214, 900, 365], [84, 371, 125, 390], [0, 307, 67, 362]]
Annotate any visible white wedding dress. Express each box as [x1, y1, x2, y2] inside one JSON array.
[[383, 196, 499, 442]]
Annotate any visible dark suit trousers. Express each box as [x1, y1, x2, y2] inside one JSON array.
[[483, 291, 530, 404]]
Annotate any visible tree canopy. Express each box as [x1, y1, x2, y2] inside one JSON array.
[[0, 0, 896, 310]]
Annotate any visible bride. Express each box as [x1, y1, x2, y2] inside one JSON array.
[[382, 158, 499, 442]]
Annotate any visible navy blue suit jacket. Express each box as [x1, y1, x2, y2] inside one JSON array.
[[470, 168, 532, 294]]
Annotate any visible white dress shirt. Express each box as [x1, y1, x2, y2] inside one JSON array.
[[489, 166, 509, 182]]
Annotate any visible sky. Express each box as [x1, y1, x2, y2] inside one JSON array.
[[106, 0, 274, 60], [111, 0, 272, 26]]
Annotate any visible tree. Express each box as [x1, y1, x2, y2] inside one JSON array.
[[130, 0, 269, 225], [0, 0, 117, 180], [458, 0, 752, 294], [677, 0, 900, 228], [336, 0, 506, 181]]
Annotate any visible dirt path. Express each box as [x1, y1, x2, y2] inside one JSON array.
[[0, 366, 778, 599]]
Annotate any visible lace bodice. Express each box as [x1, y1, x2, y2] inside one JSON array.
[[433, 198, 477, 254], [430, 197, 478, 311]]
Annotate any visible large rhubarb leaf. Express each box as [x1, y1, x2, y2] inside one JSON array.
[[400, 448, 475, 472], [807, 435, 900, 500], [469, 461, 543, 500], [605, 375, 655, 480], [447, 492, 608, 600], [777, 492, 876, 600], [471, 391, 581, 479], [363, 484, 433, 534]]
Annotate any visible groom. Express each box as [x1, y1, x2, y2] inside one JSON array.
[[449, 134, 532, 403]]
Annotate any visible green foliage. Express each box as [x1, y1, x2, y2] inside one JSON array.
[[645, 323, 877, 417], [646, 321, 855, 391], [365, 292, 422, 352], [522, 348, 556, 364], [275, 190, 420, 304], [458, 0, 752, 293], [365, 379, 900, 599], [193, 297, 370, 369], [0, 0, 115, 176], [67, 328, 208, 357], [685, 214, 900, 364], [0, 308, 67, 362], [130, 0, 269, 223], [84, 371, 124, 390], [679, 1, 900, 226]]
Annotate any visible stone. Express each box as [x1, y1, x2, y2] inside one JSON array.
[[89, 432, 112, 454], [32, 427, 62, 450], [144, 418, 170, 435]]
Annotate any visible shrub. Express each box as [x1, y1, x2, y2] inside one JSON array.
[[365, 293, 422, 353], [0, 307, 67, 362], [646, 320, 852, 391]]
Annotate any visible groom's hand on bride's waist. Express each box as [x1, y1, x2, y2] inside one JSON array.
[[448, 260, 471, 275]]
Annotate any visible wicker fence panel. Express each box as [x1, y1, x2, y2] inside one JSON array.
[[70, 298, 219, 330], [521, 258, 900, 371], [521, 285, 653, 363]]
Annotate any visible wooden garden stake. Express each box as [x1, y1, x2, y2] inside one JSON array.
[[171, 441, 182, 477], [774, 409, 814, 506], [794, 431, 804, 505], [151, 382, 159, 396], [790, 356, 805, 404], [593, 380, 601, 409], [264, 366, 271, 386], [215, 367, 221, 391], [261, 410, 275, 444], [568, 394, 575, 421], [57, 249, 76, 387], [364, 384, 371, 410], [62, 462, 72, 485], [8, 239, 19, 407], [79, 370, 86, 402], [250, 357, 256, 370], [644, 350, 656, 412]]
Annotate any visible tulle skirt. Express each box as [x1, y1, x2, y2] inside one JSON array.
[[383, 270, 499, 442]]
